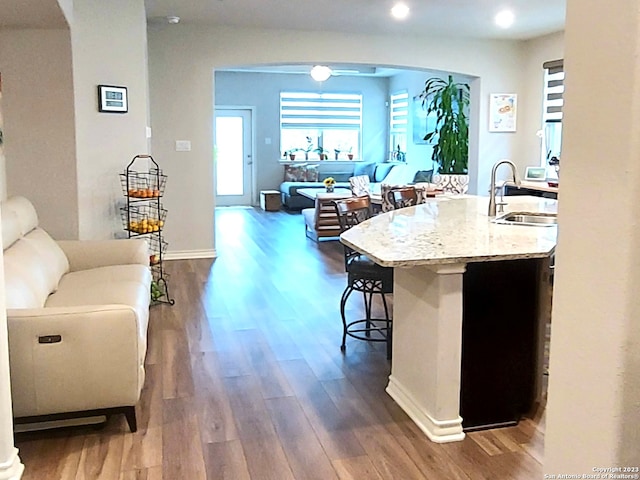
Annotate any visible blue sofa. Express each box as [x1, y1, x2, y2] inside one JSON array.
[[280, 162, 397, 209]]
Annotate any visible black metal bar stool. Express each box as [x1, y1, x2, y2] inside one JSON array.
[[333, 196, 393, 359]]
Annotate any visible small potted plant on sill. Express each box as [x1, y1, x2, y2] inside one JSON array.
[[346, 147, 354, 160], [323, 176, 336, 192], [303, 137, 314, 160], [285, 148, 299, 161], [314, 146, 328, 160]]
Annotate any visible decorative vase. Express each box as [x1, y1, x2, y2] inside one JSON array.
[[326, 185, 334, 193], [431, 174, 469, 194]]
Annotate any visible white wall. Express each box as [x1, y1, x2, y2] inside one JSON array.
[[215, 70, 389, 195], [148, 25, 527, 254], [70, 0, 150, 240], [0, 28, 79, 240], [544, 0, 640, 470]]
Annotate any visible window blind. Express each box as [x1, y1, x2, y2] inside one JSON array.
[[390, 91, 409, 135], [543, 59, 564, 122], [280, 92, 362, 130]]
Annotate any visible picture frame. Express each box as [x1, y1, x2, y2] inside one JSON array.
[[489, 93, 517, 132], [98, 85, 128, 113]]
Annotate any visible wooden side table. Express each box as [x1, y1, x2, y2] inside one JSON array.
[[260, 190, 281, 211]]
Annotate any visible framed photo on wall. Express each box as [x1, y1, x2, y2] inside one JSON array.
[[98, 85, 128, 113], [489, 93, 517, 132]]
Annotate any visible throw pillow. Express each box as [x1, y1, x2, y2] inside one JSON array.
[[304, 164, 319, 182], [353, 162, 376, 181], [413, 170, 433, 183], [284, 164, 307, 182], [374, 163, 395, 182]]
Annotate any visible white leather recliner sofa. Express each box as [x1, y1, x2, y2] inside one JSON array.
[[1, 196, 151, 432]]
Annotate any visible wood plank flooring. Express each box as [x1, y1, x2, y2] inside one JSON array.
[[15, 206, 546, 479]]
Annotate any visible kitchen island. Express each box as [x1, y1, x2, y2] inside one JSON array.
[[340, 195, 557, 443]]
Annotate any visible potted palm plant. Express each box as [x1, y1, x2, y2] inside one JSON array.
[[419, 75, 470, 193]]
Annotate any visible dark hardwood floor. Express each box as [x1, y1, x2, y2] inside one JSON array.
[[15, 206, 545, 479]]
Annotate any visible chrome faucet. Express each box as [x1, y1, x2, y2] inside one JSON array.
[[488, 159, 521, 217]]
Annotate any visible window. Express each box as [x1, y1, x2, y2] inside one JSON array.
[[389, 90, 408, 161], [543, 59, 564, 164], [280, 92, 362, 160]]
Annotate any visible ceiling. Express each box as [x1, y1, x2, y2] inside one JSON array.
[[145, 0, 565, 41], [0, 1, 565, 40]]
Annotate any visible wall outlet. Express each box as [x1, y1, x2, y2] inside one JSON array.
[[175, 140, 191, 152]]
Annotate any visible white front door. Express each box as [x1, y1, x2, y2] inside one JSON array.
[[214, 109, 253, 206]]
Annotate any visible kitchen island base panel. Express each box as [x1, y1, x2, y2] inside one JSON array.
[[388, 264, 467, 442], [461, 258, 545, 431], [386, 375, 465, 443]]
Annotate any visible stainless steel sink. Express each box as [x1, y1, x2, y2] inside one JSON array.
[[493, 211, 558, 226]]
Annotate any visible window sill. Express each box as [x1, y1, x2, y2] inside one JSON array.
[[279, 159, 364, 164]]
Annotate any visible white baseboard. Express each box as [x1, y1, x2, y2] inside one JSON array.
[[164, 249, 217, 260], [386, 375, 465, 443]]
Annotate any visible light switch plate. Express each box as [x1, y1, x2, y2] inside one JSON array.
[[175, 140, 191, 152]]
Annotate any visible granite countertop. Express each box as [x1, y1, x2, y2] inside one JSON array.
[[340, 195, 558, 267]]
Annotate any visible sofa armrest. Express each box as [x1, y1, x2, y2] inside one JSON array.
[[7, 305, 144, 417], [57, 239, 149, 272]]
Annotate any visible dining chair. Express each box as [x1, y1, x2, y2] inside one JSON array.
[[349, 175, 371, 197], [333, 196, 393, 359], [380, 184, 422, 212]]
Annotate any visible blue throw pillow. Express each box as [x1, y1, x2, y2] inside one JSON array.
[[353, 162, 377, 181], [374, 163, 395, 182]]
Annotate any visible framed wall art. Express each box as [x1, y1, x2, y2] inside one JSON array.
[[98, 85, 128, 113], [489, 93, 517, 132]]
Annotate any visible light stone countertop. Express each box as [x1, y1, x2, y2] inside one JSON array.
[[340, 195, 558, 267]]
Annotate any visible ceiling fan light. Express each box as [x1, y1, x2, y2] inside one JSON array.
[[391, 3, 410, 20], [494, 10, 514, 28], [310, 65, 332, 82]]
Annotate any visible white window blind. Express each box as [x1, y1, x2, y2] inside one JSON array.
[[390, 91, 408, 135], [543, 59, 564, 122], [280, 92, 362, 130]]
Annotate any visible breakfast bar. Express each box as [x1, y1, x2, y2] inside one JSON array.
[[340, 195, 558, 443]]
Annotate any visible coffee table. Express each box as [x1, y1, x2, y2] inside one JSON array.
[[297, 187, 353, 201], [298, 188, 353, 241]]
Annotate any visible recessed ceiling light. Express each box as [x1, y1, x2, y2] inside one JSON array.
[[166, 15, 180, 24], [494, 9, 514, 28], [391, 3, 410, 20]]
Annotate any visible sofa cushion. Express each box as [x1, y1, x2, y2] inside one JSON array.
[[381, 165, 421, 186], [3, 240, 54, 309], [1, 208, 21, 250], [318, 172, 352, 182], [46, 264, 152, 345], [374, 163, 395, 182], [353, 162, 377, 181], [22, 228, 70, 288], [5, 196, 39, 236]]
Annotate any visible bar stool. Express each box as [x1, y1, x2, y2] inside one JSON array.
[[333, 196, 393, 359]]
